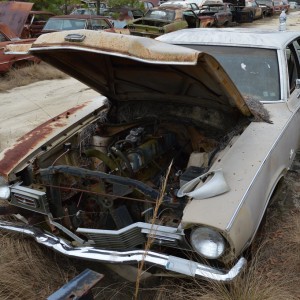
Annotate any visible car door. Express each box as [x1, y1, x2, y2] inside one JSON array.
[[284, 40, 300, 162]]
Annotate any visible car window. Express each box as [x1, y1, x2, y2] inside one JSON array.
[[0, 33, 7, 42], [145, 10, 175, 20], [44, 18, 87, 30], [88, 19, 111, 30], [183, 45, 280, 101]]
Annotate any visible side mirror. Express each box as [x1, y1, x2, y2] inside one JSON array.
[[296, 79, 300, 89]]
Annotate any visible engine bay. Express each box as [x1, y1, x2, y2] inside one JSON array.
[[8, 101, 248, 248]]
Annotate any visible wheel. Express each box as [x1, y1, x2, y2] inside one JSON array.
[[249, 11, 254, 22]]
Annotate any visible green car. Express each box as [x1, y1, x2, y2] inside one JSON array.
[[128, 5, 201, 38]]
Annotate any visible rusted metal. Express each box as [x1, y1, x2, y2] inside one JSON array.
[[0, 1, 33, 37], [0, 102, 92, 178], [47, 269, 104, 300], [0, 23, 38, 74], [21, 11, 55, 38], [0, 23, 17, 40]]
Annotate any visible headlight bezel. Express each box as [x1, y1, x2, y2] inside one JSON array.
[[190, 226, 226, 260]]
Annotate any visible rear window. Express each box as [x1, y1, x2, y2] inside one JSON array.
[[43, 18, 87, 31], [184, 45, 280, 101], [145, 10, 176, 21]]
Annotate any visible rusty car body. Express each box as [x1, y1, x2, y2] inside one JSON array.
[[0, 2, 40, 74], [199, 2, 233, 26], [0, 30, 248, 281], [160, 1, 216, 27], [273, 0, 290, 13], [128, 5, 203, 37], [0, 23, 38, 74], [0, 1, 33, 38], [0, 2, 53, 39], [2, 28, 300, 281], [21, 11, 55, 38]]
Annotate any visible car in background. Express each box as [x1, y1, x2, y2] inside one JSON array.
[[40, 15, 113, 35], [289, 1, 297, 8], [0, 23, 38, 74], [199, 2, 233, 26], [160, 0, 202, 12], [273, 0, 290, 13], [160, 1, 216, 26], [70, 2, 108, 15], [243, 0, 263, 19], [256, 0, 274, 16], [21, 11, 55, 38], [104, 7, 144, 29], [128, 5, 205, 37]]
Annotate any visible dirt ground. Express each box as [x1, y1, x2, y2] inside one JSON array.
[[0, 10, 300, 300]]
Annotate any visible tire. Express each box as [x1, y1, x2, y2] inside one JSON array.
[[249, 11, 254, 22]]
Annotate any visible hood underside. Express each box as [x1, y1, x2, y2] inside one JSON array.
[[6, 30, 252, 117]]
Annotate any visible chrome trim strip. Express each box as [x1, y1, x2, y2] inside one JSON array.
[[0, 220, 246, 282]]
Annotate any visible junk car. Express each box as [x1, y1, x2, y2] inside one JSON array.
[[1, 28, 300, 281], [199, 2, 233, 26], [127, 5, 204, 38], [40, 15, 113, 35], [0, 23, 38, 74]]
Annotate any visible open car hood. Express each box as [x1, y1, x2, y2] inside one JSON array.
[[0, 2, 33, 37], [8, 30, 252, 117]]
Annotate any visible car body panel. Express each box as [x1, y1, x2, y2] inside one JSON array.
[[0, 97, 106, 178], [0, 23, 38, 73], [0, 1, 33, 37]]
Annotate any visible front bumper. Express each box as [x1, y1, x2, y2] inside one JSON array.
[[0, 220, 246, 281]]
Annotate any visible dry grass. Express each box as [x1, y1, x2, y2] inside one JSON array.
[[0, 232, 78, 299], [0, 62, 68, 92]]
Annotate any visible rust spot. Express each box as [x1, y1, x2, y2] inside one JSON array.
[[0, 103, 88, 178]]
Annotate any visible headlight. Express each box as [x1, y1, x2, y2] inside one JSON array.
[[0, 177, 10, 200], [190, 227, 225, 259]]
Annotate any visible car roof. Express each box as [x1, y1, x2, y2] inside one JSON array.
[[152, 4, 190, 10], [49, 15, 110, 20], [157, 28, 300, 49]]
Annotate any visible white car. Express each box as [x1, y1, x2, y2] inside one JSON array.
[[1, 28, 300, 281]]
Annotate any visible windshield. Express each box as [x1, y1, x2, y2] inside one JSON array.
[[183, 45, 280, 101], [145, 10, 175, 21], [43, 18, 87, 31]]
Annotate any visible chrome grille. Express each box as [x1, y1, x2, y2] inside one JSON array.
[[77, 222, 184, 250]]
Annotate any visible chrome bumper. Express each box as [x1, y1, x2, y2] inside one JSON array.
[[0, 220, 246, 281]]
